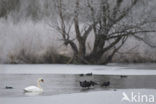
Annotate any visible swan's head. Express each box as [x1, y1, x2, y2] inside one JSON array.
[[38, 78, 44, 83]]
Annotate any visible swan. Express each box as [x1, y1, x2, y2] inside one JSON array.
[[24, 78, 44, 92]]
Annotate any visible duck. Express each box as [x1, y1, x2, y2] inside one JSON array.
[[101, 81, 110, 87], [79, 80, 97, 88], [79, 74, 84, 77], [86, 73, 93, 76], [79, 80, 92, 88], [24, 78, 44, 92], [90, 81, 98, 86], [120, 75, 128, 78], [5, 86, 13, 89]]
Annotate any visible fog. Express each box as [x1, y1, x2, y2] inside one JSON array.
[[0, 0, 156, 63]]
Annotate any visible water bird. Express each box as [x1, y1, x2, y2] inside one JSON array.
[[101, 81, 110, 87], [79, 73, 93, 77], [5, 86, 13, 89], [79, 74, 84, 77], [24, 78, 44, 92], [79, 80, 97, 88], [86, 73, 93, 76], [80, 80, 91, 88], [90, 81, 98, 86], [120, 75, 128, 78]]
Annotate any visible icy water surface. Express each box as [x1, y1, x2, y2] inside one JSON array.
[[1, 74, 156, 97], [0, 64, 156, 97]]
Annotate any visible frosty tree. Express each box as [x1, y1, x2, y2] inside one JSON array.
[[54, 0, 156, 64]]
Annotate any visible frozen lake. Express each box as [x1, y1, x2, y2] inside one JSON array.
[[1, 74, 156, 97], [0, 63, 156, 75], [0, 64, 156, 98]]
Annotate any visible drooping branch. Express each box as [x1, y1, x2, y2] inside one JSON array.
[[110, 0, 138, 28], [102, 36, 122, 53], [133, 35, 156, 48], [102, 36, 128, 64], [107, 30, 156, 40]]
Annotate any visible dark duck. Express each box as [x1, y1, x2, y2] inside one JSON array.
[[101, 81, 110, 87], [120, 75, 128, 78], [5, 86, 13, 89], [79, 80, 97, 88]]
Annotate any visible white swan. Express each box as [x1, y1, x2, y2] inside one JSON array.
[[24, 78, 44, 93]]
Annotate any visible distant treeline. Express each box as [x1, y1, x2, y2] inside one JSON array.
[[0, 0, 90, 22]]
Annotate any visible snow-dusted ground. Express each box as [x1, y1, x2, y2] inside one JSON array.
[[0, 64, 156, 75], [0, 89, 156, 104]]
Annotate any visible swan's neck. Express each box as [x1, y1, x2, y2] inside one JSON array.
[[37, 81, 41, 88]]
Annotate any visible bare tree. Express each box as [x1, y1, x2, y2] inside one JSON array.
[[53, 0, 156, 64]]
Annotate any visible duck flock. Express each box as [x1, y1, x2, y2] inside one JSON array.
[[79, 73, 128, 89]]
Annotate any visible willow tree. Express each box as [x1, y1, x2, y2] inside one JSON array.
[[54, 0, 156, 64]]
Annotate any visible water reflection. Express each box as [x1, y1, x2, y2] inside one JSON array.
[[24, 92, 42, 96]]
